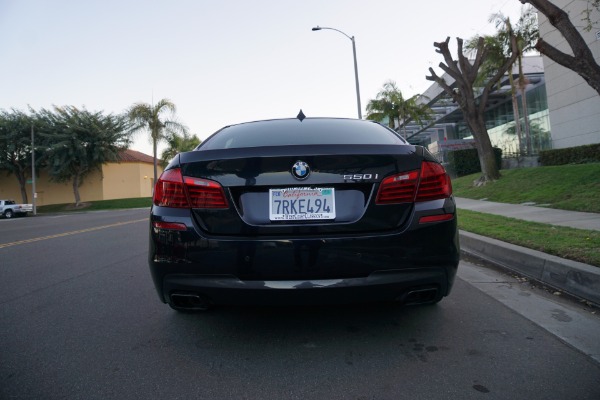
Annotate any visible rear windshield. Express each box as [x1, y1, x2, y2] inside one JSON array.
[[199, 119, 405, 150]]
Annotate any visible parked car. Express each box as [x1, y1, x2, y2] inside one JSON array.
[[0, 199, 33, 218], [148, 117, 459, 311]]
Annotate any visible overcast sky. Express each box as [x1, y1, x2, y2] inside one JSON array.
[[0, 0, 523, 156]]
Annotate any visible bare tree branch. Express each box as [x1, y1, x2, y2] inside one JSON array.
[[520, 0, 600, 95]]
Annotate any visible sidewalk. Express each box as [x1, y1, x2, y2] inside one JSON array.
[[454, 197, 600, 306], [455, 197, 600, 231]]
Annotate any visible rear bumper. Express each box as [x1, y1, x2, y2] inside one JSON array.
[[148, 215, 459, 306], [162, 267, 452, 306]]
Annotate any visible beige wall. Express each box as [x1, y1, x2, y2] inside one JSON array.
[[102, 162, 158, 200], [0, 161, 161, 206], [0, 169, 102, 206]]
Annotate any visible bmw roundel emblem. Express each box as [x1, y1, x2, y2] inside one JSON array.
[[291, 161, 310, 180]]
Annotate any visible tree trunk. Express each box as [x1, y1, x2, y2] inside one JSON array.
[[517, 54, 532, 155], [520, 85, 532, 155], [467, 113, 501, 184], [10, 159, 29, 203], [153, 138, 158, 187], [72, 174, 81, 207], [464, 90, 502, 183], [508, 72, 523, 155], [16, 171, 28, 204]]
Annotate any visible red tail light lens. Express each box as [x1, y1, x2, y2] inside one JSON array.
[[153, 169, 188, 208], [153, 168, 229, 209], [415, 161, 452, 202], [183, 177, 229, 209], [376, 161, 452, 205], [376, 170, 419, 204]]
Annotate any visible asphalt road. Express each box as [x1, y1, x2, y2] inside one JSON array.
[[1, 210, 599, 400]]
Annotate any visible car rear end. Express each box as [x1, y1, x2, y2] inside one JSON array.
[[148, 118, 459, 310]]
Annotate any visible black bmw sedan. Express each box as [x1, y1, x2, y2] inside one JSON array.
[[148, 117, 459, 311]]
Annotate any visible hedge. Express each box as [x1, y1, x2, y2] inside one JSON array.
[[446, 147, 502, 177], [539, 144, 600, 166]]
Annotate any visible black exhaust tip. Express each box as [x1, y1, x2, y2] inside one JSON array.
[[399, 287, 440, 305], [169, 293, 212, 311]]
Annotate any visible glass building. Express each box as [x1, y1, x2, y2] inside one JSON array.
[[399, 56, 551, 159]]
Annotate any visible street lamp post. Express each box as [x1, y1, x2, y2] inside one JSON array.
[[312, 26, 362, 119]]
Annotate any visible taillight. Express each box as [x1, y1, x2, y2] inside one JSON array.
[[183, 177, 229, 208], [153, 169, 188, 208], [376, 170, 419, 204], [376, 161, 452, 205], [415, 161, 452, 202], [153, 168, 229, 209]]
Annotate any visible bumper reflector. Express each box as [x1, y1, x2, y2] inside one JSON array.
[[152, 221, 187, 231], [419, 214, 454, 224]]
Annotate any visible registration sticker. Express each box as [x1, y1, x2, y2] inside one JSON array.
[[269, 187, 336, 221]]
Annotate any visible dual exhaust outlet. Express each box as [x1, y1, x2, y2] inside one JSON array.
[[169, 286, 440, 311]]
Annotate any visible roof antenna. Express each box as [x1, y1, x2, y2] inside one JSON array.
[[297, 109, 306, 122]]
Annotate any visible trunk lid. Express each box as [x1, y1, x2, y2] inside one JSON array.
[[178, 144, 429, 236]]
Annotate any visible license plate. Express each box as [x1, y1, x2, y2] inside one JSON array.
[[269, 188, 336, 221]]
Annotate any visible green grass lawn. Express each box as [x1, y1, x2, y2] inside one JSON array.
[[37, 197, 152, 213], [458, 209, 600, 267], [452, 163, 600, 213]]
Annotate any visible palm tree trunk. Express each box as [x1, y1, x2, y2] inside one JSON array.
[[153, 138, 158, 188], [518, 55, 532, 155], [508, 72, 523, 155], [521, 85, 532, 155]]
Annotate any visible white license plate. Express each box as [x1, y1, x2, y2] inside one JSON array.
[[269, 188, 336, 221]]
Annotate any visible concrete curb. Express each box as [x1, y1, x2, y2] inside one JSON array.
[[459, 230, 600, 306]]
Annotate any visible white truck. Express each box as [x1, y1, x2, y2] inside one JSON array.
[[0, 200, 33, 218]]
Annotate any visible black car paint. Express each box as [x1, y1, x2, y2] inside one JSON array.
[[149, 118, 459, 308]]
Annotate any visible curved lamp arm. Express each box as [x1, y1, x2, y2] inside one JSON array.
[[312, 26, 362, 119]]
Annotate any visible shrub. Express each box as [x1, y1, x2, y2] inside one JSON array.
[[539, 144, 600, 166], [447, 148, 502, 177]]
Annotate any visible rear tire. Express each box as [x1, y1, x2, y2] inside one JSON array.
[[4, 210, 13, 219]]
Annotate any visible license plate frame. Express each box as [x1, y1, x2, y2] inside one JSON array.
[[269, 187, 336, 221]]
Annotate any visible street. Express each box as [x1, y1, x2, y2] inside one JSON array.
[[1, 209, 599, 400]]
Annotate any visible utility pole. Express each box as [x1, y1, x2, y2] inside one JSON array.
[[31, 125, 36, 215]]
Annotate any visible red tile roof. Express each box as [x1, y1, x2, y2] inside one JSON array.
[[117, 149, 158, 164]]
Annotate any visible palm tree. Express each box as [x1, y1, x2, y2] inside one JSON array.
[[490, 7, 538, 155], [160, 132, 201, 168], [127, 99, 188, 183], [366, 81, 432, 139], [366, 81, 400, 129]]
